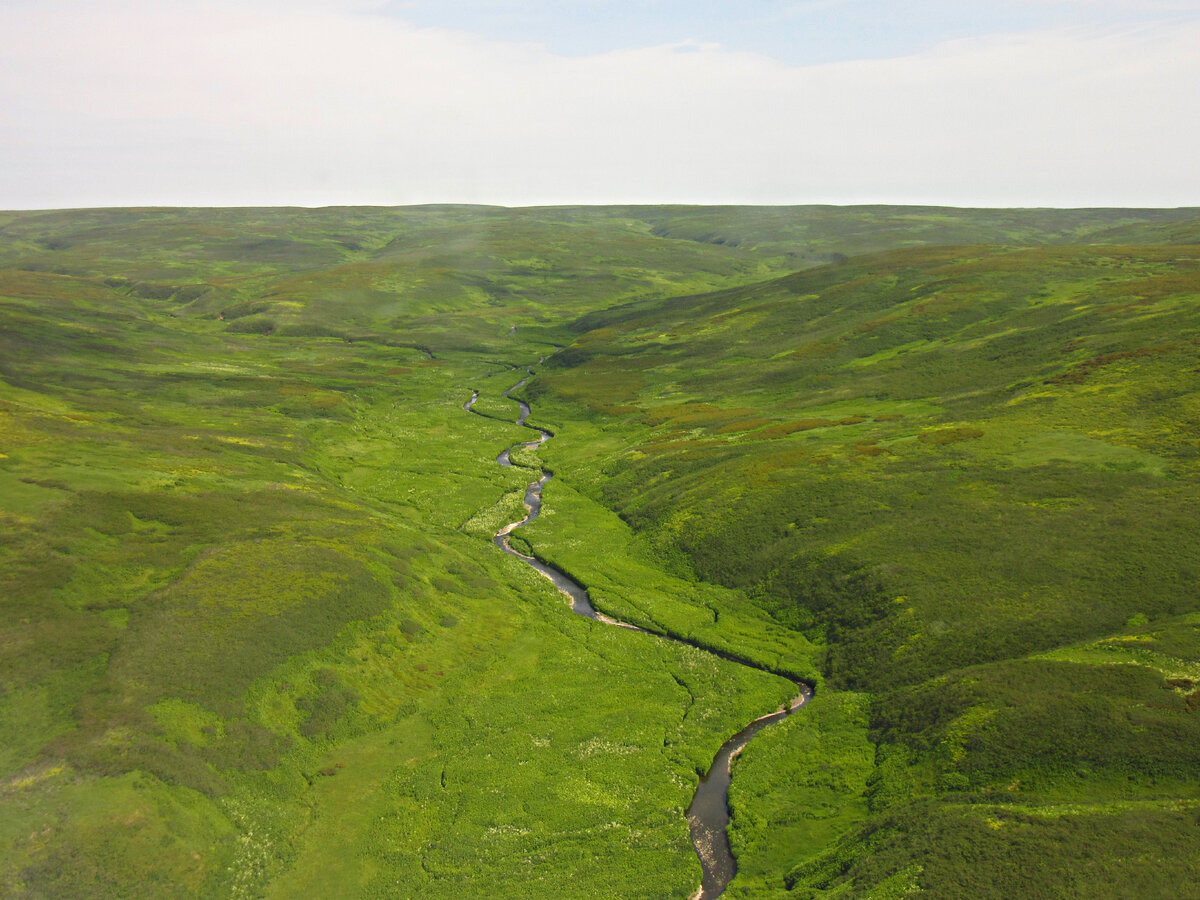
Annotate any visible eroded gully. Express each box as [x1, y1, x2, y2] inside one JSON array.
[[465, 367, 812, 900]]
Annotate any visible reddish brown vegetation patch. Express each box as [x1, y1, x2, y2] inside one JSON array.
[[715, 417, 775, 435], [1045, 345, 1170, 385], [641, 403, 756, 428], [855, 442, 891, 457]]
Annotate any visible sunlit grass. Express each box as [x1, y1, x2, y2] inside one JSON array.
[[3, 206, 1199, 897]]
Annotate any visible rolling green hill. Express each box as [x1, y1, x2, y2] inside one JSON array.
[[1, 205, 1198, 898], [525, 239, 1200, 898]]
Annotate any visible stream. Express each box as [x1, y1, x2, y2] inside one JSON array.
[[466, 367, 812, 899]]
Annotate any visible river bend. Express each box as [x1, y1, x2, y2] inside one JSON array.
[[466, 367, 811, 899]]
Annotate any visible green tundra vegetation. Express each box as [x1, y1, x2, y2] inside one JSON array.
[[1, 204, 1198, 898]]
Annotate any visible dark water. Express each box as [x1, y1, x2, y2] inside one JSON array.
[[686, 692, 810, 898], [469, 367, 811, 899]]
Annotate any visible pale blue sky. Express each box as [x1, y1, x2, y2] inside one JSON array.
[[384, 0, 1197, 65], [2, 0, 1199, 208]]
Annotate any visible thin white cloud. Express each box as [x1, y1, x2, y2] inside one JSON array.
[[1, 2, 1198, 208], [1021, 0, 1200, 8]]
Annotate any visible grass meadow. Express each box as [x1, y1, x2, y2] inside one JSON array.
[[1, 205, 1198, 897]]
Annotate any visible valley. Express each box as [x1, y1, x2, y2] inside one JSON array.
[[1, 205, 1198, 898]]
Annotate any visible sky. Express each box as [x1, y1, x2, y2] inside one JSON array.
[[1, 0, 1199, 209]]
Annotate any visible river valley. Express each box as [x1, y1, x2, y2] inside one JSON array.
[[467, 367, 812, 899]]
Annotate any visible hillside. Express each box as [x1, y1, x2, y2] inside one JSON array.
[[1, 205, 1198, 898], [524, 240, 1200, 897]]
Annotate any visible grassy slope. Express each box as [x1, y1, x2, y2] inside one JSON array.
[[2, 205, 1198, 898], [526, 238, 1200, 897], [0, 206, 816, 899]]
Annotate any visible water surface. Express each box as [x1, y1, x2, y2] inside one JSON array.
[[471, 367, 811, 898]]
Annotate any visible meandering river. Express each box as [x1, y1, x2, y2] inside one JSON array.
[[466, 367, 812, 899]]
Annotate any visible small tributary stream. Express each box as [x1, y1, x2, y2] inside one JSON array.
[[465, 367, 812, 899]]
